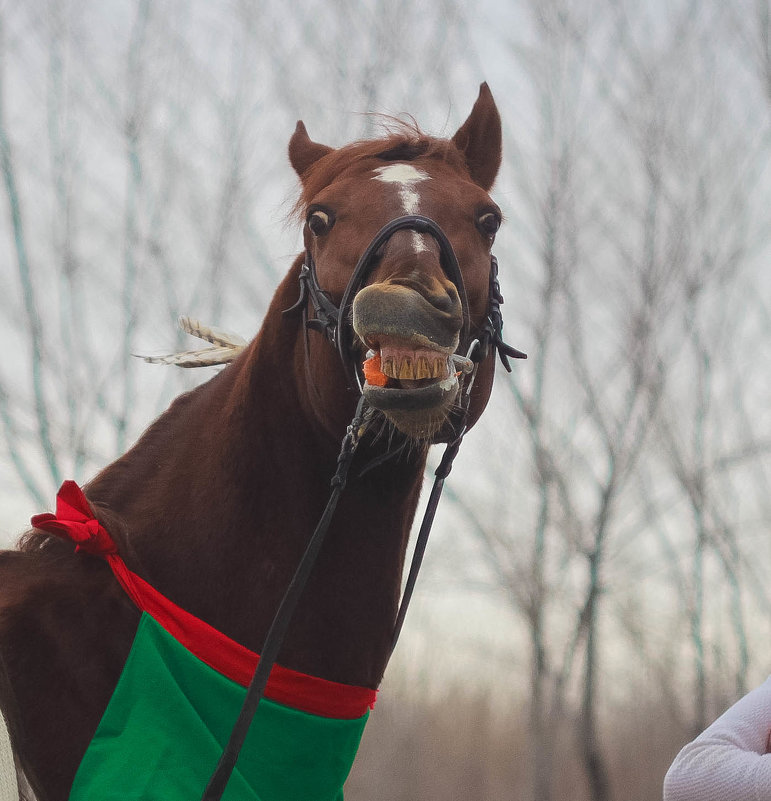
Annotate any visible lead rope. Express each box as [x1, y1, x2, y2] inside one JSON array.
[[200, 396, 368, 801]]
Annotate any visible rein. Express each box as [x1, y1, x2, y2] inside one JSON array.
[[202, 216, 524, 801]]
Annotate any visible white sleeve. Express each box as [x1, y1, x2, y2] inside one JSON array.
[[664, 676, 771, 801]]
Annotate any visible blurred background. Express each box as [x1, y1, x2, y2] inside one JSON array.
[[1, 0, 769, 798]]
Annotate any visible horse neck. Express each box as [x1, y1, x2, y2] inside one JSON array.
[[88, 262, 428, 688]]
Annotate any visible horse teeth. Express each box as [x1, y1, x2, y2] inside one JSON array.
[[375, 348, 451, 381]]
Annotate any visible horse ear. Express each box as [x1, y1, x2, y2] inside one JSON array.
[[289, 121, 334, 179], [451, 83, 502, 191]]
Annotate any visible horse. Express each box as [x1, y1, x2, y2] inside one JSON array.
[[0, 82, 520, 800]]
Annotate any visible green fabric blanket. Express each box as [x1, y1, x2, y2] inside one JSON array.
[[69, 613, 369, 801]]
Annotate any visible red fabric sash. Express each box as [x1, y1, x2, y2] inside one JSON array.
[[32, 481, 377, 719]]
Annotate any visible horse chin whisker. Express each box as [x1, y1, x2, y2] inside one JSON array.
[[361, 410, 432, 454]]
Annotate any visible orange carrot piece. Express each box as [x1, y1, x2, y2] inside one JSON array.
[[362, 354, 388, 387]]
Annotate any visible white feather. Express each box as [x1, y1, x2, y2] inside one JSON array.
[[135, 317, 247, 368], [178, 316, 247, 348]]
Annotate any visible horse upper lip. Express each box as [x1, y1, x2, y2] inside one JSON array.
[[352, 284, 462, 353]]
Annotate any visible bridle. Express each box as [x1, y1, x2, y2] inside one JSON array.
[[201, 215, 525, 801], [285, 213, 525, 393]]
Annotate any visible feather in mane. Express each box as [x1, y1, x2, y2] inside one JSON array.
[[137, 317, 247, 368]]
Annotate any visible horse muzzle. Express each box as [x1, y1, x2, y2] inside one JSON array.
[[351, 280, 466, 430]]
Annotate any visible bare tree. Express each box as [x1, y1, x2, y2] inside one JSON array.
[[434, 2, 771, 800], [0, 0, 484, 531]]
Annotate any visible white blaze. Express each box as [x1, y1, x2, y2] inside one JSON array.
[[373, 164, 431, 253]]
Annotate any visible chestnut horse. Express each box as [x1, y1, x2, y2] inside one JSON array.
[[0, 83, 520, 800]]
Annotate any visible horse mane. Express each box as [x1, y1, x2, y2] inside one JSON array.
[[17, 495, 141, 572], [291, 119, 467, 219]]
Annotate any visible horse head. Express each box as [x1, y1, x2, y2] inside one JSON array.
[[287, 83, 519, 442]]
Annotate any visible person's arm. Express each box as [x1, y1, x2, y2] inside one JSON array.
[[664, 676, 771, 801]]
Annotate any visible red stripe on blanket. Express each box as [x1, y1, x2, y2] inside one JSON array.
[[32, 481, 377, 720]]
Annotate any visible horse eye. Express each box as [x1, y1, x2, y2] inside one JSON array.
[[477, 212, 501, 237], [308, 210, 333, 236]]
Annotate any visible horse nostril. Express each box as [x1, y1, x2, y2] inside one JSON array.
[[426, 281, 460, 317], [387, 276, 460, 316], [436, 283, 460, 315]]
